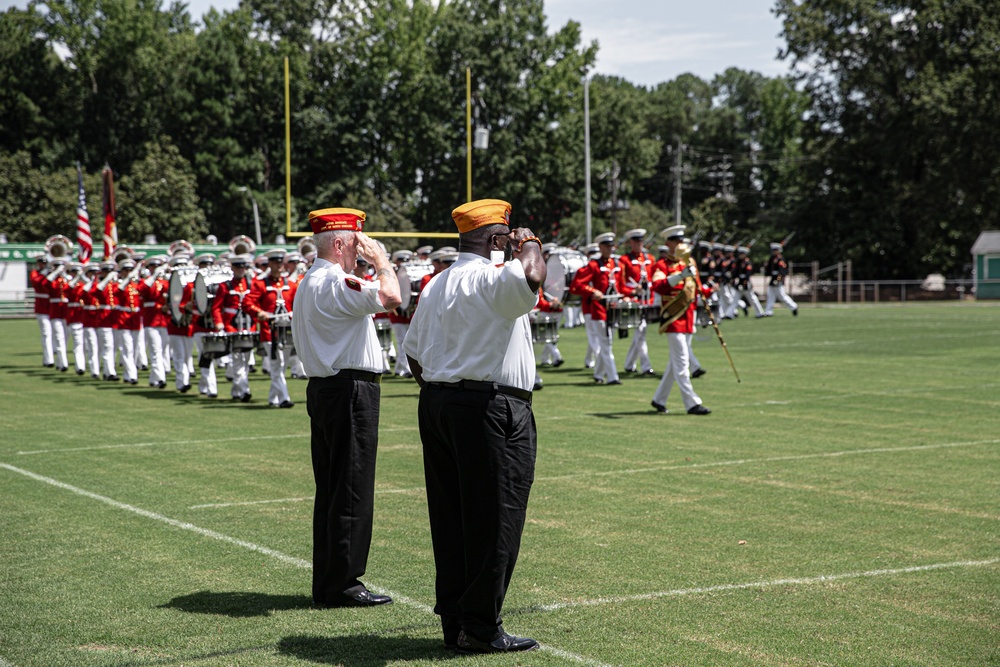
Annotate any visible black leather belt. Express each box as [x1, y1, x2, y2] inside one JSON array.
[[427, 380, 531, 403], [313, 369, 382, 384]]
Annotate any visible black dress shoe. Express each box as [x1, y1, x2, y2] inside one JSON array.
[[248, 367, 257, 374], [76, 369, 85, 375], [180, 384, 191, 393], [532, 382, 543, 391], [241, 393, 253, 403], [279, 400, 294, 408], [207, 393, 217, 398], [688, 404, 712, 415], [792, 308, 799, 317], [107, 375, 119, 382], [651, 401, 667, 413], [455, 629, 539, 654], [691, 368, 706, 378], [606, 379, 622, 385], [553, 358, 565, 367], [642, 369, 656, 375], [43, 363, 55, 368], [316, 590, 393, 608], [140, 365, 149, 371], [157, 381, 167, 389]]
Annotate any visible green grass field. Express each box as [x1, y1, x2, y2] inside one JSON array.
[[1, 303, 998, 667]]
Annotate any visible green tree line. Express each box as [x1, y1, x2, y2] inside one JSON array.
[[2, 0, 996, 278]]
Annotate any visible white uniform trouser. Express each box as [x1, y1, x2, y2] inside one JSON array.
[[68, 321, 85, 373], [765, 284, 798, 314], [118, 329, 139, 382], [145, 326, 168, 386], [652, 332, 702, 411], [36, 314, 53, 365], [562, 305, 584, 328], [724, 285, 741, 318], [229, 351, 250, 398], [191, 331, 218, 395], [583, 314, 596, 368], [688, 329, 702, 373], [135, 323, 148, 368], [169, 335, 194, 389], [624, 318, 653, 373], [541, 342, 563, 365], [738, 287, 764, 316], [589, 318, 619, 383], [289, 353, 306, 378], [392, 323, 411, 375], [97, 327, 116, 377], [264, 341, 290, 405], [51, 318, 68, 369], [84, 327, 99, 376]]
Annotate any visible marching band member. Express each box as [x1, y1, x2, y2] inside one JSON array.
[[212, 253, 256, 401], [131, 252, 150, 371], [94, 260, 120, 381], [81, 265, 102, 378], [388, 249, 413, 378], [649, 226, 711, 415], [570, 233, 631, 385], [764, 242, 799, 316], [115, 258, 142, 385], [29, 255, 54, 367], [619, 228, 656, 375], [166, 254, 195, 392], [579, 243, 599, 368], [536, 286, 564, 367], [735, 246, 765, 318], [64, 262, 87, 375], [720, 245, 739, 319], [253, 253, 271, 376], [139, 256, 170, 388], [283, 251, 308, 379], [245, 248, 297, 407], [45, 258, 71, 372], [190, 254, 219, 397]]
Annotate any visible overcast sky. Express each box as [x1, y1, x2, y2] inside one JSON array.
[[3, 0, 790, 87]]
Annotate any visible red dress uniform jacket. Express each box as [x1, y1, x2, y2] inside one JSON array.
[[82, 283, 100, 328], [244, 275, 296, 343], [116, 281, 143, 331], [66, 281, 85, 325], [166, 282, 193, 337], [650, 258, 711, 335], [139, 278, 171, 329], [619, 250, 655, 305], [47, 275, 70, 320], [30, 269, 50, 315], [570, 256, 632, 322], [212, 275, 257, 333]]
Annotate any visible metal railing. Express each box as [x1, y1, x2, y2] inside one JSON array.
[[785, 262, 973, 304]]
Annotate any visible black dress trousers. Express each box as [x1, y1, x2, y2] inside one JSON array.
[[306, 375, 381, 602], [418, 384, 537, 642]]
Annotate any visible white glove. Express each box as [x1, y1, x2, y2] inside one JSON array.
[[667, 265, 695, 287]]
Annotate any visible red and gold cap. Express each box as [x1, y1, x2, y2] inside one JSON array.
[[451, 199, 511, 234], [308, 208, 366, 234]]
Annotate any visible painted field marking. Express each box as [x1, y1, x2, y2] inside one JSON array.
[[0, 655, 14, 667], [190, 486, 426, 510], [17, 433, 310, 456], [536, 439, 1000, 483], [0, 463, 609, 667], [527, 559, 1000, 614]]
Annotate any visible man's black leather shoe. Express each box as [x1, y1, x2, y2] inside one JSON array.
[[691, 368, 706, 378], [651, 401, 667, 413], [279, 400, 294, 408], [606, 379, 622, 385], [316, 590, 393, 608], [455, 629, 539, 654], [688, 404, 711, 415]]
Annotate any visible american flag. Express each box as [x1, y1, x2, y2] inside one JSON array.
[[75, 163, 93, 263], [101, 165, 117, 259]]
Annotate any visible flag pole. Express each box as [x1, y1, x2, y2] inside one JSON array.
[[285, 56, 292, 238], [466, 67, 472, 202]]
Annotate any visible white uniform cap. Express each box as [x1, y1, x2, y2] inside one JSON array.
[[441, 252, 459, 263], [594, 232, 615, 245], [169, 254, 190, 267], [723, 244, 735, 253], [657, 245, 670, 254], [428, 250, 448, 262], [737, 246, 750, 254], [770, 242, 782, 251], [584, 243, 599, 254], [622, 228, 646, 241], [391, 250, 413, 262], [284, 252, 303, 263], [541, 242, 557, 253], [264, 248, 286, 261], [193, 253, 215, 265], [416, 245, 433, 255], [660, 225, 685, 240], [436, 246, 457, 254]]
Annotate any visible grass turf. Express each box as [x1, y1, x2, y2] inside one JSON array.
[[0, 303, 998, 666]]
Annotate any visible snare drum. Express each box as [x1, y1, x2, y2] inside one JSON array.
[[607, 301, 643, 330], [374, 318, 393, 352], [641, 305, 661, 324], [231, 331, 258, 352], [528, 311, 560, 344], [199, 332, 232, 359]]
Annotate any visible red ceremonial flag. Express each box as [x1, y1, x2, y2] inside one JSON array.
[[101, 165, 117, 260], [76, 163, 93, 263]]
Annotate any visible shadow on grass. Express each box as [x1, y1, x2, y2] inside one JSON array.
[[159, 590, 312, 617], [278, 634, 451, 665], [589, 410, 669, 419]]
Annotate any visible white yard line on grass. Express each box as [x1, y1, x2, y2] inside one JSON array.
[[537, 438, 1000, 483], [190, 486, 426, 509], [0, 655, 14, 667], [16, 433, 310, 456], [529, 559, 1000, 613], [0, 462, 610, 667]]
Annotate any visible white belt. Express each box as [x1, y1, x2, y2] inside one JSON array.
[[35, 294, 50, 299], [116, 306, 140, 313], [142, 301, 156, 307], [67, 304, 82, 308], [83, 306, 97, 311], [98, 305, 113, 310], [223, 308, 239, 314]]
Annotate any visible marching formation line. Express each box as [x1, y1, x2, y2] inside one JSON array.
[[527, 559, 1000, 614], [536, 438, 1000, 483], [16, 433, 310, 456], [0, 462, 609, 667]]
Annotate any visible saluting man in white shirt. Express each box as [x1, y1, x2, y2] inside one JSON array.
[[403, 198, 544, 655], [291, 207, 401, 609]]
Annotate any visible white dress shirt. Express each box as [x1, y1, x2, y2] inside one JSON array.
[[402, 252, 538, 391], [291, 258, 387, 376]]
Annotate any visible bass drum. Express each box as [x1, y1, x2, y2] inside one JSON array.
[[543, 250, 587, 303], [396, 261, 433, 316]]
